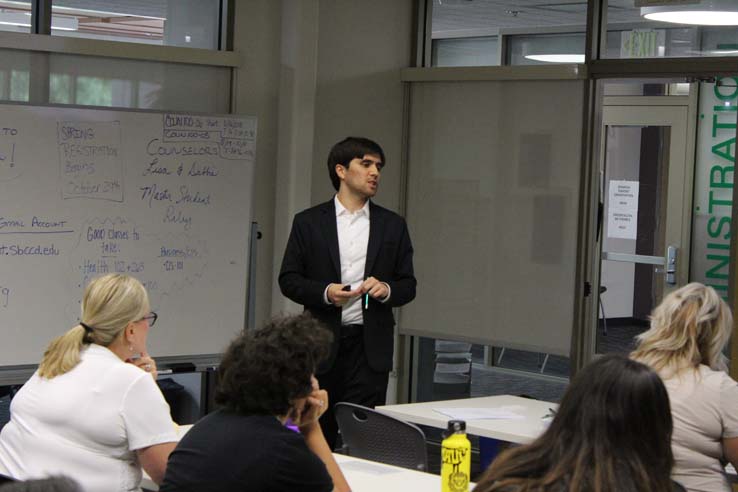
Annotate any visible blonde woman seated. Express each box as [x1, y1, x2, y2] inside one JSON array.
[[631, 282, 738, 492], [0, 274, 178, 492]]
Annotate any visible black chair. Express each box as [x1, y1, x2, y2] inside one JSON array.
[[334, 402, 428, 472], [0, 473, 17, 484]]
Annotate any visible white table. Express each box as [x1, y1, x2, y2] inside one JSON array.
[[377, 395, 557, 444], [334, 454, 473, 492], [141, 426, 463, 492]]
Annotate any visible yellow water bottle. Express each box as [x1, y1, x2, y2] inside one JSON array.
[[441, 420, 471, 492]]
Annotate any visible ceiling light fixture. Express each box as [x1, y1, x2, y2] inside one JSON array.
[[525, 54, 585, 63], [641, 0, 738, 26]]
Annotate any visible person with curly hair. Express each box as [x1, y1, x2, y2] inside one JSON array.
[[631, 282, 738, 492], [472, 354, 684, 492], [160, 313, 350, 492]]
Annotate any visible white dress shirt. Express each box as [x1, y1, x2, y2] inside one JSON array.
[[335, 196, 370, 325], [323, 196, 390, 326]]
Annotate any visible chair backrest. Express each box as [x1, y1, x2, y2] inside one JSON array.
[[0, 395, 10, 432], [433, 340, 472, 398], [0, 473, 17, 484], [334, 402, 428, 472]]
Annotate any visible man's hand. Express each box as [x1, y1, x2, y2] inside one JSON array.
[[360, 276, 389, 300], [327, 283, 361, 306]]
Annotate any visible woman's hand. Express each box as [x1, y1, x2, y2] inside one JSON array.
[[128, 351, 158, 380], [293, 376, 329, 428]]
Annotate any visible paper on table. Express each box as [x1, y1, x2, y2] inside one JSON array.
[[433, 406, 526, 421], [340, 460, 403, 475]]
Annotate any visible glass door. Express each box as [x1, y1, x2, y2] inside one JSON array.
[[596, 100, 692, 355]]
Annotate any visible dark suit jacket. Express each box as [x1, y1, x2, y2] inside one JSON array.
[[279, 199, 416, 373]]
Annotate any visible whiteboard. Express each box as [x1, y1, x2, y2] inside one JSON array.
[[0, 104, 256, 366]]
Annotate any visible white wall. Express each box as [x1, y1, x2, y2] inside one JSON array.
[[271, 0, 320, 316], [231, 1, 415, 332], [232, 1, 283, 329], [311, 0, 414, 212]]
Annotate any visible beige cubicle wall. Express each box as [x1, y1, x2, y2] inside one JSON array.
[[401, 78, 586, 357]]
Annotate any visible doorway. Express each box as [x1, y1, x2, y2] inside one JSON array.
[[596, 97, 694, 356]]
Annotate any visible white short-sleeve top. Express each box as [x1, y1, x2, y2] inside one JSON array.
[[0, 344, 178, 492], [661, 365, 738, 492]]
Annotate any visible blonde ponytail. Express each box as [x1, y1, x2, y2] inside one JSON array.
[[37, 273, 149, 379], [38, 324, 88, 378]]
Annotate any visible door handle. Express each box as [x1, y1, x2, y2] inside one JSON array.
[[601, 251, 665, 265], [601, 245, 678, 285], [665, 245, 677, 285]]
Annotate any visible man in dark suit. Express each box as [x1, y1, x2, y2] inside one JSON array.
[[279, 136, 416, 449]]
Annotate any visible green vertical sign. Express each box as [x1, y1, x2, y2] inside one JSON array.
[[691, 78, 737, 299]]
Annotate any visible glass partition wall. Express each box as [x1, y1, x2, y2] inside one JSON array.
[[405, 0, 738, 404], [404, 79, 584, 403], [0, 0, 225, 47], [430, 0, 738, 67], [0, 1, 233, 111]]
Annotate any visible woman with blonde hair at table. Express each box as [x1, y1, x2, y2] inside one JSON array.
[[473, 354, 682, 492], [0, 274, 177, 492], [632, 282, 738, 492]]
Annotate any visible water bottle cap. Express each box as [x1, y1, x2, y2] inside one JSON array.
[[446, 419, 466, 433]]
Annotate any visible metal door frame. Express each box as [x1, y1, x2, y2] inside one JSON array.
[[584, 92, 698, 362]]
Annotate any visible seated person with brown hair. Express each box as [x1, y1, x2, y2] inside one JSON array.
[[160, 313, 350, 492], [473, 354, 684, 492]]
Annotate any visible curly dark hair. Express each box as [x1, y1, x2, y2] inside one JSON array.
[[214, 313, 333, 416]]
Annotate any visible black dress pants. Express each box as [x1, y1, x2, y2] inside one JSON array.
[[317, 325, 389, 451]]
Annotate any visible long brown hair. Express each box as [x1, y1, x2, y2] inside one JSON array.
[[473, 355, 674, 492]]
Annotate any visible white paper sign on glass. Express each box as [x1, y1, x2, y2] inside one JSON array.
[[608, 180, 640, 240]]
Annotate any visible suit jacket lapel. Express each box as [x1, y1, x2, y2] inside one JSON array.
[[365, 201, 385, 277], [320, 200, 341, 278]]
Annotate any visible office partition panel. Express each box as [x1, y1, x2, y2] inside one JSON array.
[[401, 79, 585, 356]]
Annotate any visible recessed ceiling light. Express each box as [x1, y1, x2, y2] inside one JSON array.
[[642, 0, 738, 26], [525, 54, 585, 63]]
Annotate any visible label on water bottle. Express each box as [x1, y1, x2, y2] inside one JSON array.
[[442, 446, 470, 492]]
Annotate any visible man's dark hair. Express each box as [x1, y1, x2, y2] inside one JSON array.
[[214, 313, 333, 416], [326, 137, 385, 191]]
